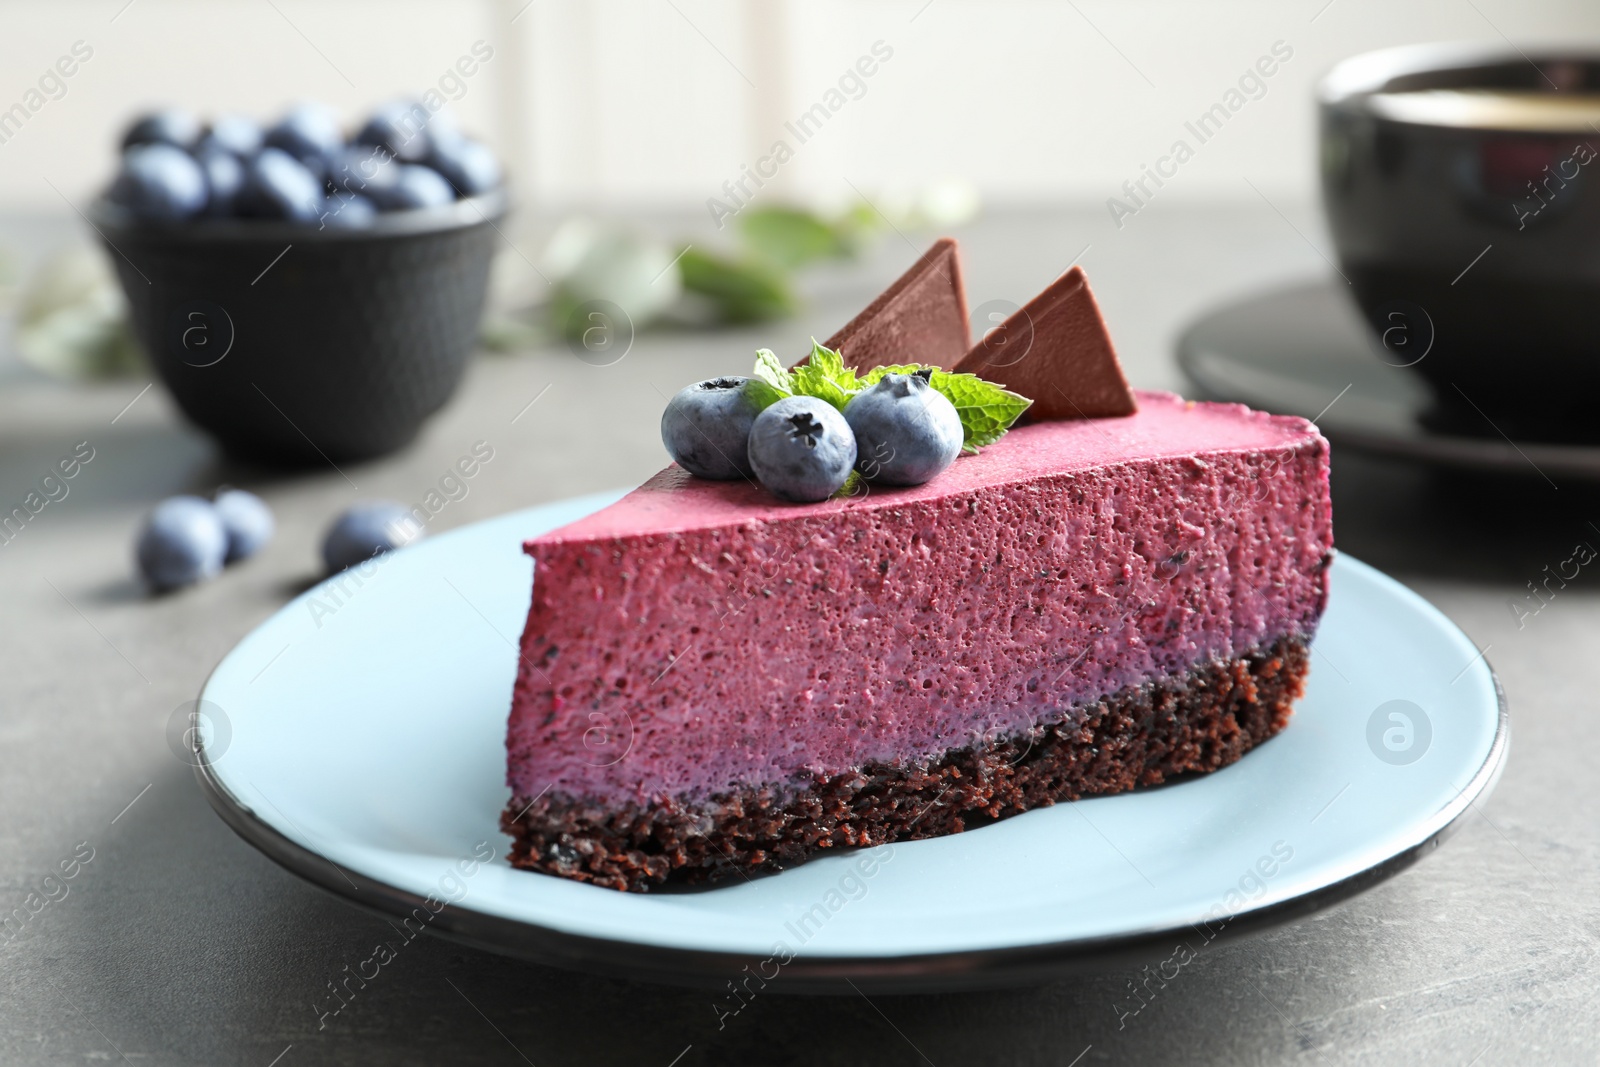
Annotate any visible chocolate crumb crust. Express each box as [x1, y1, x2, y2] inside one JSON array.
[[502, 636, 1310, 893]]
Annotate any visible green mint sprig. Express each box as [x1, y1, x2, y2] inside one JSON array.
[[748, 348, 793, 409], [747, 340, 1032, 454]]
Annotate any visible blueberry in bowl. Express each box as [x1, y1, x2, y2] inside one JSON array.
[[429, 136, 503, 197], [328, 145, 399, 202], [194, 145, 246, 218], [108, 144, 209, 221], [121, 107, 202, 151], [321, 192, 378, 230], [263, 102, 343, 182], [197, 113, 263, 159], [369, 164, 455, 211], [236, 147, 325, 222], [90, 102, 508, 464], [353, 100, 436, 163]]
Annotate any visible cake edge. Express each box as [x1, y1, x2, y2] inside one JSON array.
[[501, 633, 1311, 893], [521, 390, 1327, 550]]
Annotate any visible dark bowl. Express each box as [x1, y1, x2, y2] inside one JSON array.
[[92, 190, 507, 464], [1319, 44, 1600, 439]]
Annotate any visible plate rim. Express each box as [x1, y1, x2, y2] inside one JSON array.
[[192, 518, 1511, 993]]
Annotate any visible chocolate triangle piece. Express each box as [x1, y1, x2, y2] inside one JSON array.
[[823, 237, 970, 371], [953, 266, 1137, 420]]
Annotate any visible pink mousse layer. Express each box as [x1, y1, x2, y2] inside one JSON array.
[[508, 391, 1333, 807]]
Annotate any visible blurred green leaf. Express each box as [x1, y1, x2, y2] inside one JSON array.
[[738, 207, 843, 270], [677, 247, 797, 324], [547, 292, 586, 340], [830, 202, 885, 257], [479, 312, 545, 352], [15, 247, 143, 380], [542, 218, 681, 338]]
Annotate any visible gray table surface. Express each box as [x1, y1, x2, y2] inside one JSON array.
[[1, 204, 1594, 1066]]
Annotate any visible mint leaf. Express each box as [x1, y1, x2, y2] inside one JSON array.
[[858, 363, 928, 388], [930, 371, 1033, 452], [743, 377, 787, 412], [823, 344, 861, 393], [746, 347, 1032, 451], [806, 339, 847, 382], [789, 339, 858, 411], [753, 348, 792, 393], [790, 363, 853, 411]]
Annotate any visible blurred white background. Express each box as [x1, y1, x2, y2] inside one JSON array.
[[0, 0, 1596, 215]]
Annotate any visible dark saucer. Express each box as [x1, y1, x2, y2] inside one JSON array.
[[1177, 277, 1600, 483]]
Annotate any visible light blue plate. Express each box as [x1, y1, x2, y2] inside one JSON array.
[[195, 492, 1507, 992]]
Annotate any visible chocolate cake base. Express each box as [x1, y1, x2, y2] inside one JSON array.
[[502, 636, 1310, 893]]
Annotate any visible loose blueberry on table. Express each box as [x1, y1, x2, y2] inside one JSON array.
[[135, 496, 229, 590], [321, 502, 423, 574], [213, 489, 275, 563], [135, 490, 279, 591]]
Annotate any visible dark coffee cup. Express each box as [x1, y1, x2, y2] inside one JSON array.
[[1319, 44, 1600, 440]]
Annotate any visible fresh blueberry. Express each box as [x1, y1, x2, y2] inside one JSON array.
[[238, 147, 325, 223], [843, 372, 963, 486], [136, 496, 228, 590], [747, 396, 857, 503], [354, 100, 434, 163], [195, 145, 245, 217], [322, 502, 423, 573], [108, 144, 208, 221], [427, 137, 501, 197], [320, 193, 377, 229], [264, 102, 343, 178], [198, 113, 263, 159], [326, 145, 399, 200], [213, 489, 274, 563], [368, 164, 454, 211], [121, 108, 202, 150], [661, 376, 762, 480], [424, 110, 465, 152]]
